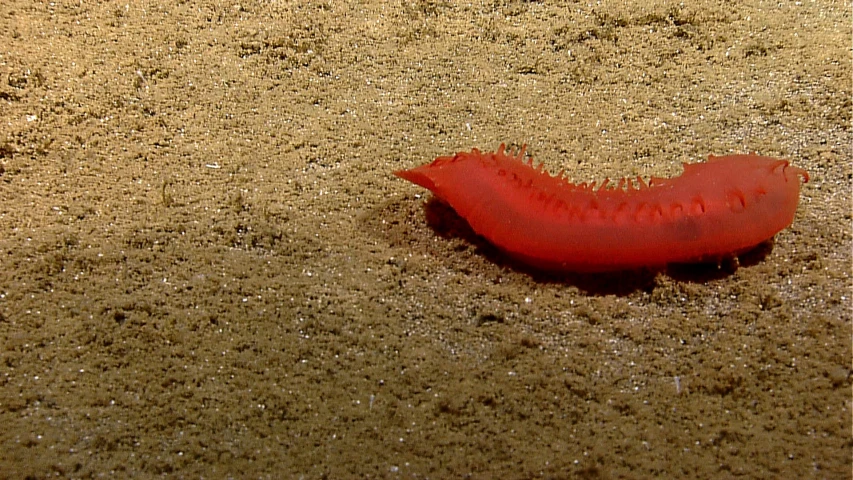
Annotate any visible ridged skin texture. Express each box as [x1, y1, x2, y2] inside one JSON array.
[[396, 145, 808, 272]]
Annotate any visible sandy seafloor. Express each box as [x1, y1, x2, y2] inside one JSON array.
[[0, 0, 850, 478]]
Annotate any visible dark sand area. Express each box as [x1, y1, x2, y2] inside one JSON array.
[[0, 0, 850, 477]]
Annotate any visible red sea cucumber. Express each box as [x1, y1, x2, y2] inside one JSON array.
[[395, 144, 809, 272]]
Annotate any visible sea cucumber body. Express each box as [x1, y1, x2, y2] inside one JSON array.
[[395, 145, 808, 272]]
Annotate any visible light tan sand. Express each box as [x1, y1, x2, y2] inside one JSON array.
[[0, 1, 849, 477]]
